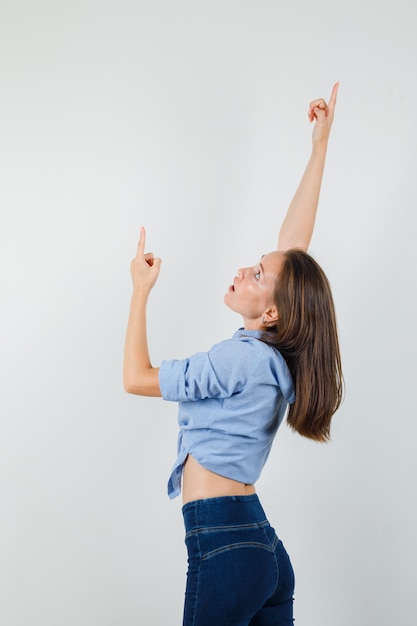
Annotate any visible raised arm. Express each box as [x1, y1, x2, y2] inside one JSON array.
[[123, 227, 162, 396], [277, 82, 339, 252]]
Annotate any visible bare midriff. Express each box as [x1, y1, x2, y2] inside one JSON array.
[[182, 454, 256, 505]]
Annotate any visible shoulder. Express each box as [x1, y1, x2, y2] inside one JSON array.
[[207, 331, 290, 391], [159, 331, 264, 401], [225, 331, 295, 402], [208, 330, 268, 368]]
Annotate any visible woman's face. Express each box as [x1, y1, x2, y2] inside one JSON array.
[[224, 251, 285, 329]]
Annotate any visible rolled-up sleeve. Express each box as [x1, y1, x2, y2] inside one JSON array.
[[159, 339, 257, 402]]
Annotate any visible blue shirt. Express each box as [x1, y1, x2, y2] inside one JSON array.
[[158, 328, 295, 499]]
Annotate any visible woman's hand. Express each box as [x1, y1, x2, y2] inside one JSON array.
[[130, 226, 161, 294], [309, 82, 339, 146]]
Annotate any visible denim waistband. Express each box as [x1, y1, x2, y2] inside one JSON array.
[[182, 494, 268, 534]]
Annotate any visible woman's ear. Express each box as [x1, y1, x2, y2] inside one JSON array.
[[263, 306, 279, 325]]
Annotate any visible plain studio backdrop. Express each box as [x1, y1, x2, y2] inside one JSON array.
[[1, 1, 416, 625]]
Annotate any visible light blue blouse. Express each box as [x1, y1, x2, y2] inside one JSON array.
[[158, 328, 295, 499]]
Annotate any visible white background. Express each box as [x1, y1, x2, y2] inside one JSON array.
[[1, 1, 416, 624]]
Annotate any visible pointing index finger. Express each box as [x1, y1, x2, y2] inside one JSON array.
[[136, 225, 146, 257], [328, 82, 339, 113]]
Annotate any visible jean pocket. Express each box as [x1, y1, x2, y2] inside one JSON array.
[[196, 524, 274, 561], [202, 539, 275, 561]]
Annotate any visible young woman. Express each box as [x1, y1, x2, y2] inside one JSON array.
[[124, 83, 343, 626]]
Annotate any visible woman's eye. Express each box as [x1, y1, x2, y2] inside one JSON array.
[[254, 271, 261, 280]]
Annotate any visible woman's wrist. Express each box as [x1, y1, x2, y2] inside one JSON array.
[[130, 288, 150, 304], [311, 140, 328, 157]]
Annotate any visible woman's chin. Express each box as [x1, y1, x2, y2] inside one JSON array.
[[223, 292, 235, 311]]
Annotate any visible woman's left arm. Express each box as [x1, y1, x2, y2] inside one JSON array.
[[123, 227, 162, 397], [277, 82, 339, 252]]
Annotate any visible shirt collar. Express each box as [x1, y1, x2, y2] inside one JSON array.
[[232, 327, 263, 339]]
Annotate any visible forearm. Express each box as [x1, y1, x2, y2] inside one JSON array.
[[277, 141, 328, 252], [123, 291, 161, 396]]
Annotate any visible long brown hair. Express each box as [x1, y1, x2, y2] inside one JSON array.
[[261, 249, 344, 442]]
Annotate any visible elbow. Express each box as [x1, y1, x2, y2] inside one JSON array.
[[123, 367, 161, 397], [124, 380, 137, 395], [124, 378, 137, 395], [123, 371, 142, 395]]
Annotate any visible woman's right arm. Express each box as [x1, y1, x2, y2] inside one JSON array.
[[123, 227, 162, 397], [277, 83, 338, 252]]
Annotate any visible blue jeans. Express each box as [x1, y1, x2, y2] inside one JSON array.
[[182, 495, 294, 625]]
